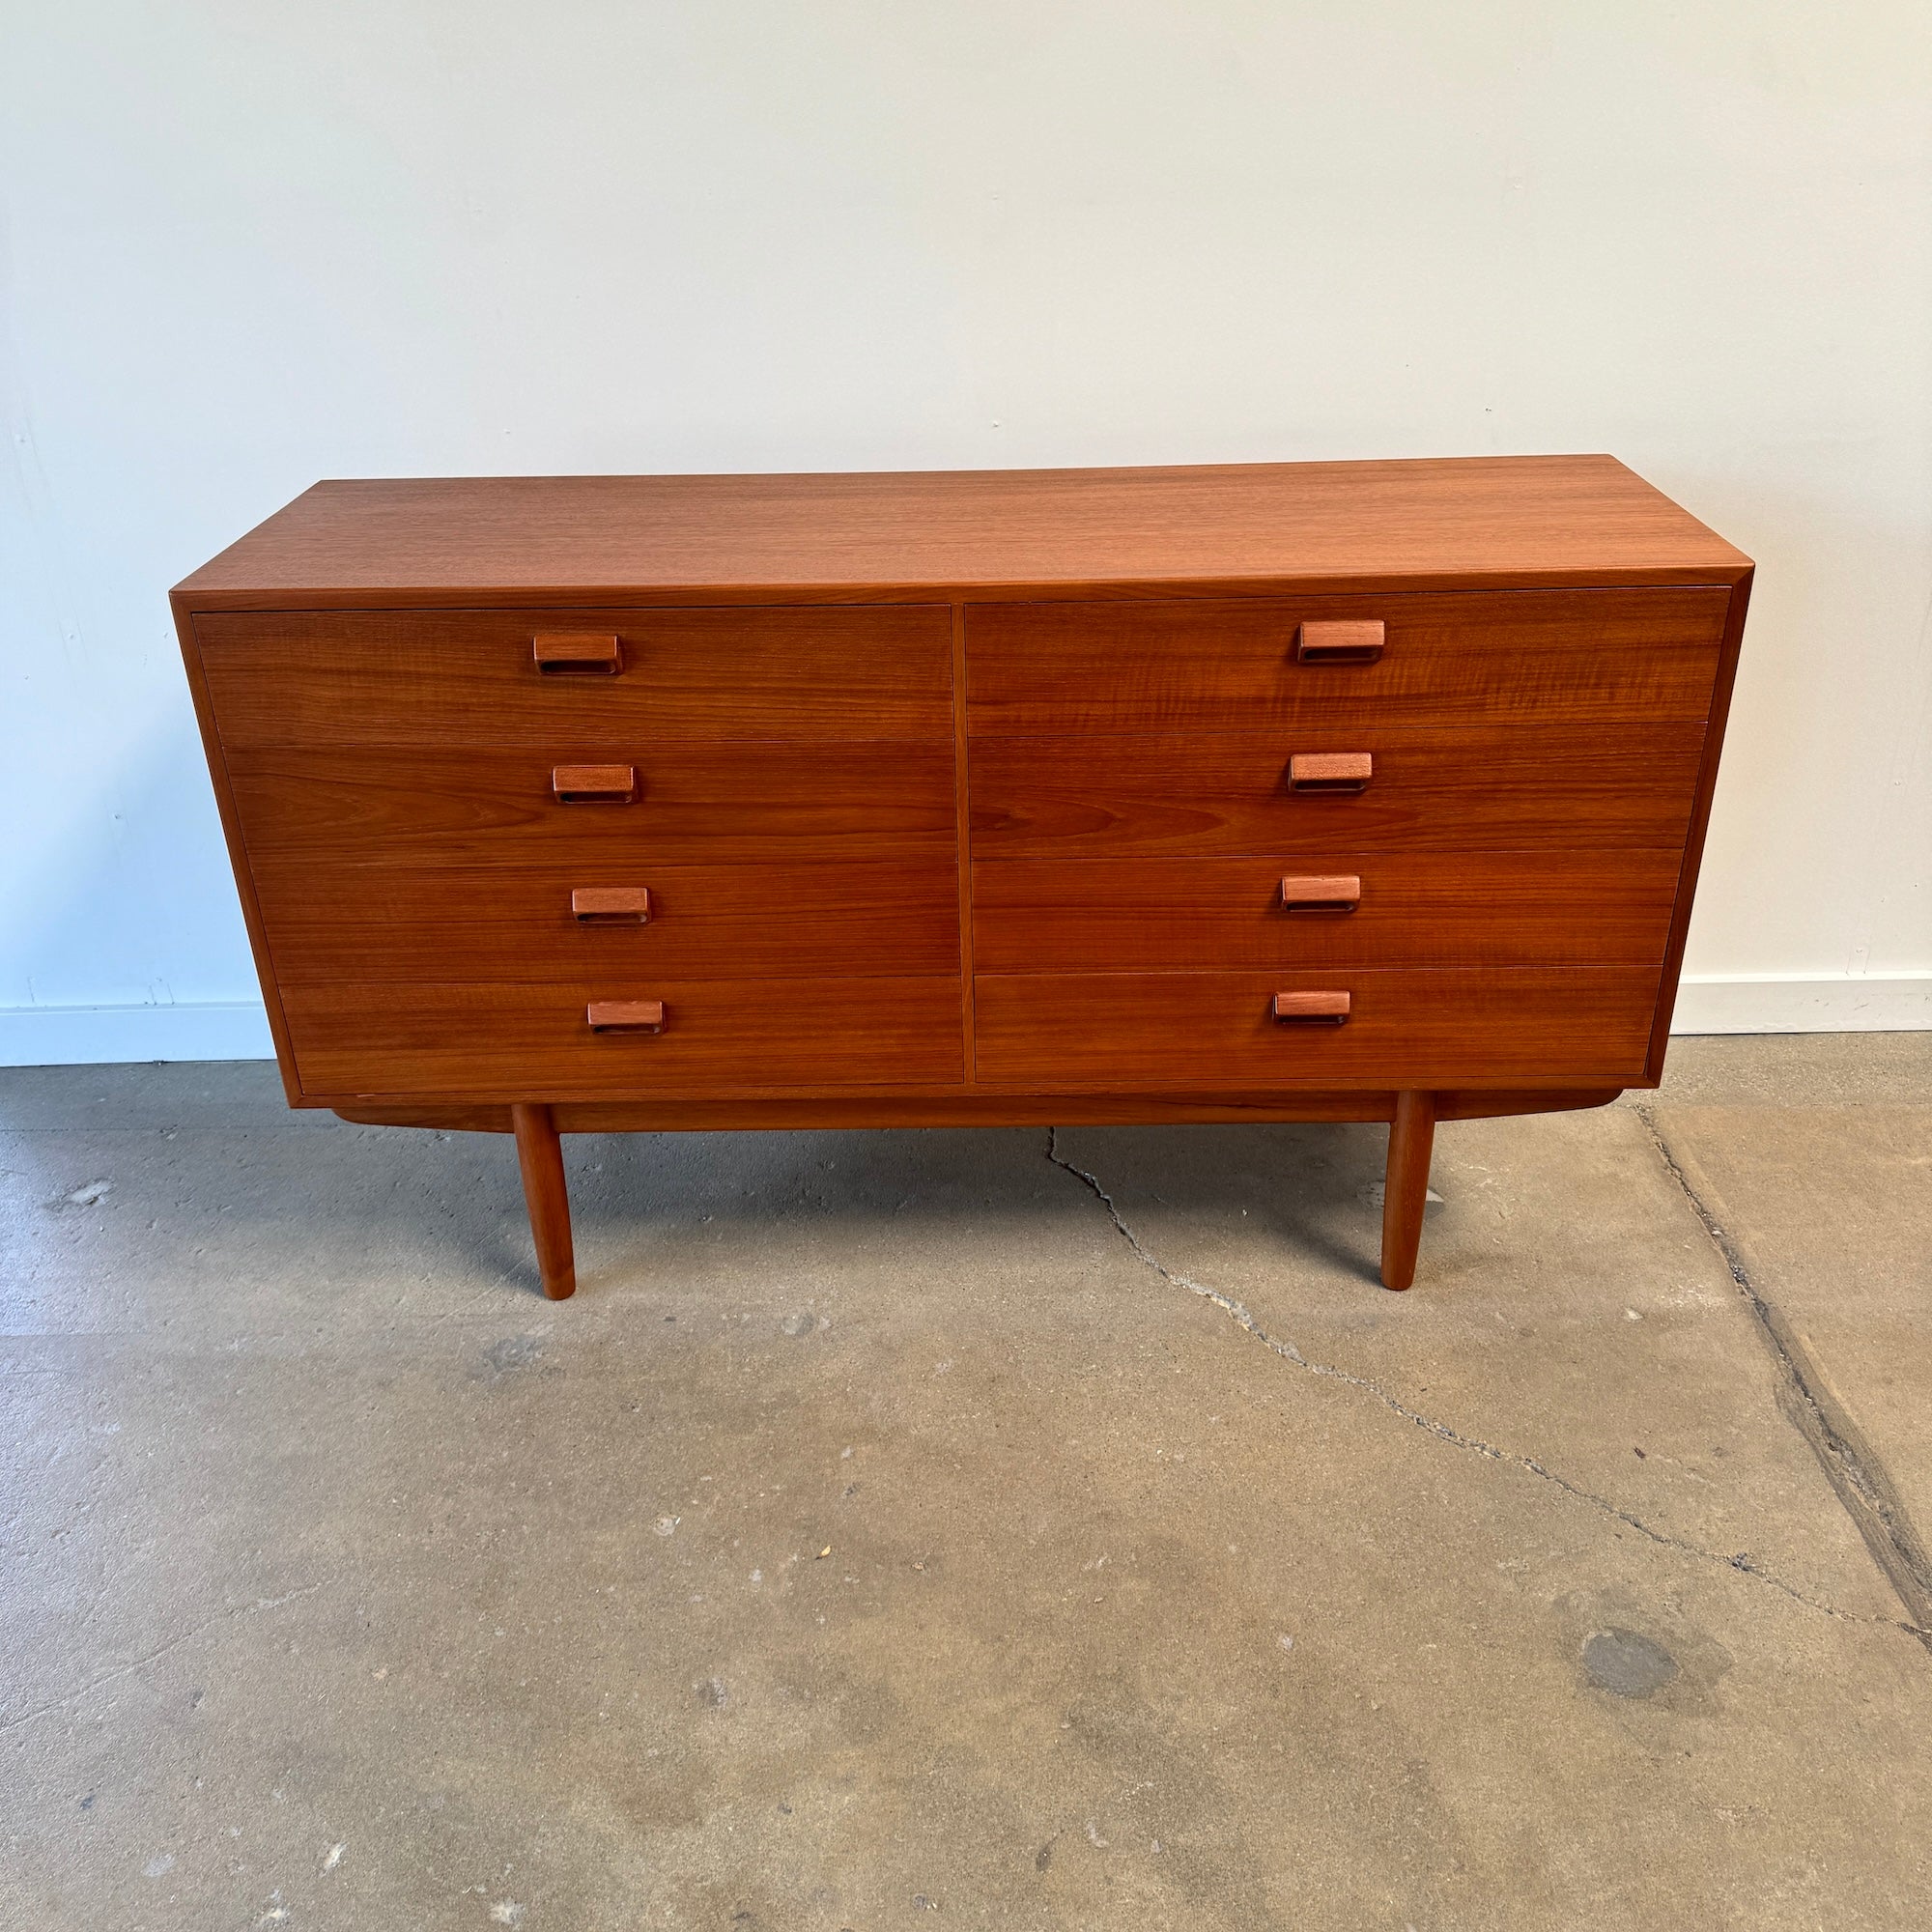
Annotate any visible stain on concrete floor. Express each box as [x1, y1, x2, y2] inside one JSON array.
[[2, 1036, 1930, 1928]]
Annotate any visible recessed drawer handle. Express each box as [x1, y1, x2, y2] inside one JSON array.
[[552, 763, 637, 805], [1295, 620, 1384, 665], [572, 887, 651, 924], [587, 1000, 666, 1035], [534, 633, 623, 675], [1281, 874, 1361, 914], [1288, 753, 1373, 794], [1273, 991, 1350, 1025]]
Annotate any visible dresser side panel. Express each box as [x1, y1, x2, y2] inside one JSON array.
[[1642, 566, 1755, 1082], [175, 599, 307, 1103], [950, 602, 980, 1081]]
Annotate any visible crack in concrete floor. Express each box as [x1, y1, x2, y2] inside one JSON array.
[[1634, 1102, 1932, 1650], [0, 1580, 326, 1736], [1044, 1127, 1931, 1650]]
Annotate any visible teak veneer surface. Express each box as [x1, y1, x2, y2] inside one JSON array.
[[965, 587, 1728, 735], [970, 849, 1683, 973], [968, 722, 1709, 859], [972, 968, 1661, 1089], [329, 1090, 1624, 1133], [197, 606, 954, 746], [225, 742, 958, 869], [171, 457, 1753, 1293], [259, 860, 961, 984], [173, 457, 1750, 608], [281, 977, 967, 1096]]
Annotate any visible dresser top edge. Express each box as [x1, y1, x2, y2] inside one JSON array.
[[171, 456, 1754, 608]]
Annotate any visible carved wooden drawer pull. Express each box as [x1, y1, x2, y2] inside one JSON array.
[[1288, 753, 1373, 793], [1273, 991, 1350, 1025], [533, 633, 623, 674], [552, 763, 637, 804], [572, 887, 652, 924], [587, 1000, 667, 1035], [1281, 874, 1361, 914], [1295, 620, 1384, 664]]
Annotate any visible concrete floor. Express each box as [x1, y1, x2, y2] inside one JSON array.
[[3, 1038, 1930, 1930]]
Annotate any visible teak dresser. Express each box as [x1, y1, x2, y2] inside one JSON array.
[[172, 457, 1752, 1296]]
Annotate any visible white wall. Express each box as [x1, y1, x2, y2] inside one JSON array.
[[3, 0, 1929, 1065]]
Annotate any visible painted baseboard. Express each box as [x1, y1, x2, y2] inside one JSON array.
[[0, 1000, 276, 1067], [1670, 972, 1932, 1034], [1, 976, 1928, 1067]]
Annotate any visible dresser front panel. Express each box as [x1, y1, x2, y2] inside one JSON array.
[[968, 721, 1708, 860], [965, 588, 1729, 736], [207, 607, 967, 1097], [971, 849, 1682, 974], [197, 606, 955, 748], [257, 860, 960, 985], [175, 462, 1751, 1141], [973, 968, 1660, 1090], [280, 977, 967, 1096]]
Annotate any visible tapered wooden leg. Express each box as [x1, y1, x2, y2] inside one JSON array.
[[1380, 1090, 1436, 1292], [511, 1102, 576, 1300]]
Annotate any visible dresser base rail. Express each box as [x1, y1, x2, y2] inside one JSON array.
[[338, 1088, 1621, 1298], [329, 1087, 1621, 1134]]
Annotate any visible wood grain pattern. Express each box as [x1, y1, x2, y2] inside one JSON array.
[[255, 860, 958, 982], [1273, 990, 1351, 1023], [973, 968, 1660, 1089], [532, 632, 621, 674], [1287, 752, 1373, 793], [1296, 620, 1384, 664], [587, 1000, 667, 1035], [1279, 874, 1362, 912], [170, 457, 1752, 1294], [571, 886, 652, 923], [172, 593, 306, 1104], [552, 763, 636, 804], [970, 849, 1682, 972], [1644, 569, 1755, 1081], [172, 458, 1750, 609], [966, 587, 1728, 735], [195, 606, 953, 748], [331, 1088, 1625, 1132], [226, 742, 957, 869], [950, 602, 980, 1077], [281, 976, 966, 1095], [970, 722, 1708, 860]]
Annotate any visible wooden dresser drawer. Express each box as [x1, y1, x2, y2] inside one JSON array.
[[257, 860, 960, 984], [973, 967, 1660, 1089], [969, 720, 1706, 859], [972, 850, 1682, 973], [281, 977, 966, 1096], [966, 587, 1728, 736], [227, 741, 957, 868], [197, 605, 954, 748]]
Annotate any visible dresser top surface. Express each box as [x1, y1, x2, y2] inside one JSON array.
[[174, 455, 1750, 609]]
